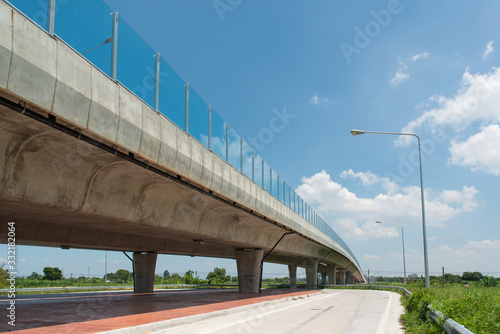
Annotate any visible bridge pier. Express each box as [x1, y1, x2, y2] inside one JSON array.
[[338, 268, 346, 284], [133, 252, 157, 293], [327, 264, 337, 285], [304, 258, 318, 288], [320, 272, 327, 285], [288, 264, 297, 289], [235, 248, 263, 293]]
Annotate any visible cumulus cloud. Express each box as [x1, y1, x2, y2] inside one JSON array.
[[449, 124, 500, 175], [396, 67, 500, 147], [296, 170, 478, 241], [483, 41, 494, 59], [340, 169, 400, 194]]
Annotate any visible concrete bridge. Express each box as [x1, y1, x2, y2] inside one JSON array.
[[0, 0, 363, 293]]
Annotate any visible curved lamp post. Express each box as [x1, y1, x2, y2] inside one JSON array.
[[351, 129, 429, 288], [82, 36, 112, 55], [376, 221, 407, 287]]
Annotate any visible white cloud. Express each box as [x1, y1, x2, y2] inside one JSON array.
[[364, 254, 382, 261], [340, 169, 400, 194], [336, 218, 400, 240], [296, 170, 478, 241], [483, 41, 494, 59], [389, 70, 409, 86], [389, 54, 428, 86], [449, 124, 500, 175], [397, 67, 500, 147], [411, 51, 430, 62], [310, 94, 332, 105], [430, 240, 500, 272]]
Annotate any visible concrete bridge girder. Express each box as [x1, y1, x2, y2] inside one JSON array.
[[0, 1, 364, 292], [0, 106, 356, 267]]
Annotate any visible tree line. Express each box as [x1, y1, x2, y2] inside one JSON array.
[[0, 266, 240, 288]]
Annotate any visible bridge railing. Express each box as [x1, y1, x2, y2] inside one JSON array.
[[5, 0, 360, 269]]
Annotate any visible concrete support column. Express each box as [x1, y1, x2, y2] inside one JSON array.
[[288, 264, 297, 289], [338, 268, 347, 285], [320, 272, 327, 285], [327, 264, 337, 285], [133, 252, 157, 293], [303, 258, 319, 288], [346, 271, 351, 284], [235, 248, 263, 293]]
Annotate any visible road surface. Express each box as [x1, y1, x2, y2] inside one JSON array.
[[152, 289, 405, 334]]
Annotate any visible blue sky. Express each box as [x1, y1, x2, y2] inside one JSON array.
[[3, 0, 500, 279]]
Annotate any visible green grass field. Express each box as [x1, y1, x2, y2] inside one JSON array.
[[401, 283, 500, 334]]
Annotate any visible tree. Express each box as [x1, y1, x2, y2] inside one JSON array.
[[462, 272, 483, 282], [479, 276, 497, 287], [114, 269, 132, 283], [28, 272, 43, 280], [206, 267, 231, 284], [443, 273, 462, 284], [0, 267, 9, 288], [43, 267, 63, 281], [163, 270, 171, 279]]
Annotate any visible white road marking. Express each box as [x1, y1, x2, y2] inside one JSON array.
[[375, 291, 393, 334]]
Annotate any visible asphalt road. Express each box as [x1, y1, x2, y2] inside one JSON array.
[[154, 289, 405, 334]]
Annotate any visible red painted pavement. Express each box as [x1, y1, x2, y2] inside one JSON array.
[[0, 288, 316, 333]]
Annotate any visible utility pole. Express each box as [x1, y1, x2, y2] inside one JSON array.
[[442, 267, 445, 288]]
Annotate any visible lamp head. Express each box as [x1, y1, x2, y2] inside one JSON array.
[[350, 129, 365, 136], [103, 36, 113, 44], [376, 221, 382, 224]]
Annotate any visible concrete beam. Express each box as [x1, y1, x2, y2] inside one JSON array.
[[235, 249, 263, 293], [0, 2, 12, 89], [133, 252, 157, 293]]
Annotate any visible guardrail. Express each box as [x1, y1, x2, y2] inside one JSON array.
[[428, 307, 475, 334]]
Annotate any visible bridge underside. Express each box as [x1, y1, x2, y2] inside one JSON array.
[[0, 1, 363, 291], [0, 100, 359, 291]]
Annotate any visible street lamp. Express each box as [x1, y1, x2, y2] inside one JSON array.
[[351, 129, 430, 288], [376, 220, 407, 287], [82, 36, 112, 55]]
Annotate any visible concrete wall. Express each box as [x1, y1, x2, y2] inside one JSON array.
[[0, 1, 363, 282]]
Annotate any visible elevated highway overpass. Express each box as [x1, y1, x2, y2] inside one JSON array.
[[0, 0, 364, 293]]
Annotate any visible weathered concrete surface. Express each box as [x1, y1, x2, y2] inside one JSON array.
[[304, 258, 319, 288], [235, 248, 263, 293], [0, 1, 363, 282], [133, 252, 158, 293]]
